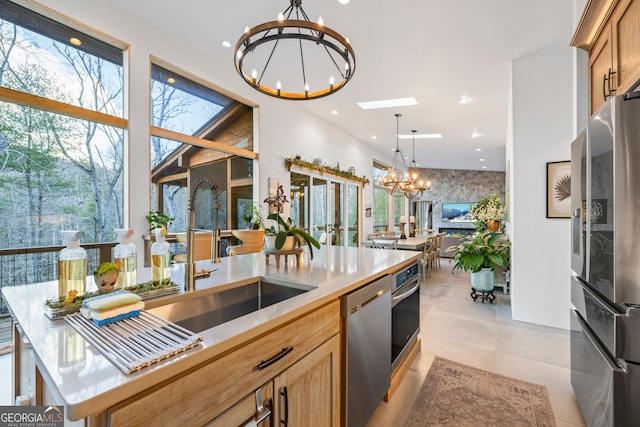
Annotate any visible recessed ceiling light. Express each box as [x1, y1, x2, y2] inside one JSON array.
[[398, 133, 443, 139], [459, 96, 471, 104], [339, 0, 350, 4], [357, 97, 418, 110], [480, 158, 485, 162], [482, 166, 487, 169], [371, 136, 377, 139], [69, 37, 81, 46], [331, 110, 338, 115], [471, 131, 483, 138], [167, 77, 176, 84], [476, 148, 482, 151], [221, 40, 231, 48]]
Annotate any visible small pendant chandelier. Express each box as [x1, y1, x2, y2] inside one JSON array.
[[404, 130, 431, 200], [234, 0, 356, 100], [379, 114, 411, 195]]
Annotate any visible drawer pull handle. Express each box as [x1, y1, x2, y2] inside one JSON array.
[[257, 346, 293, 370]]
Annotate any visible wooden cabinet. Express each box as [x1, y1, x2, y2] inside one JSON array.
[[573, 0, 640, 113], [209, 334, 340, 427], [589, 22, 614, 113], [108, 301, 341, 426], [272, 335, 341, 427], [612, 0, 640, 94]]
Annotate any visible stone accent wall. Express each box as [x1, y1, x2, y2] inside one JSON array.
[[414, 168, 506, 233]]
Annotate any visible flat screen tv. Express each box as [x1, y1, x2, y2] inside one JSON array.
[[442, 202, 475, 223]]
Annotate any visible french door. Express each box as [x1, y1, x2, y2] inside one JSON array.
[[290, 172, 360, 247]]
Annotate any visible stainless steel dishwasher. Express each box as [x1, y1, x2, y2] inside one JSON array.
[[341, 274, 392, 427]]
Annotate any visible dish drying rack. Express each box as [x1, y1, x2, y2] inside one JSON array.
[[64, 310, 202, 374]]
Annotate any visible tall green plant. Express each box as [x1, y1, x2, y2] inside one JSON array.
[[446, 230, 511, 273]]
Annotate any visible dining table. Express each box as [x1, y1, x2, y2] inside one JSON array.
[[361, 235, 429, 251]]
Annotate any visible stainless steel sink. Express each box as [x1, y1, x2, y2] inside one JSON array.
[[147, 279, 313, 333]]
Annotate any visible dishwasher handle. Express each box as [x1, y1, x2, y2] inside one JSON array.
[[341, 275, 392, 318]]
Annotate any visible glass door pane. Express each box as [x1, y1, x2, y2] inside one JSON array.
[[290, 173, 310, 233], [347, 184, 359, 247], [312, 177, 328, 243], [294, 173, 358, 248]]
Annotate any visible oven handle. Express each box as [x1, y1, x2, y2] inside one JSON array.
[[392, 276, 420, 305]]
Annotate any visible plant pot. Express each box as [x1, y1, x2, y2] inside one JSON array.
[[471, 268, 495, 291], [486, 220, 500, 232], [264, 235, 296, 251]]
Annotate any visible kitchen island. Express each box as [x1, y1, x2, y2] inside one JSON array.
[[3, 245, 420, 426]]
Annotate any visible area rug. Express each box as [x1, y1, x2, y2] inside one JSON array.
[[405, 356, 556, 427]]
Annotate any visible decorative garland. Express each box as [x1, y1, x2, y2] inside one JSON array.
[[285, 157, 369, 185]]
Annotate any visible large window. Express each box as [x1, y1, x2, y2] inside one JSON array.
[[372, 160, 408, 234], [149, 63, 257, 242], [0, 0, 126, 247], [373, 161, 390, 232]]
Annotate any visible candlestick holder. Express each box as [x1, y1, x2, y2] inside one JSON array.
[[409, 223, 415, 237], [400, 222, 407, 239]]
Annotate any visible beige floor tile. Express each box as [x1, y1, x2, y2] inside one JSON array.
[[421, 333, 497, 372], [495, 353, 586, 426], [495, 323, 571, 368]]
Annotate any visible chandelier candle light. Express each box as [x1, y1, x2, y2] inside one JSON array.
[[234, 0, 356, 100]]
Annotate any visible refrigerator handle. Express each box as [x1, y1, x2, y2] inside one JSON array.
[[572, 208, 581, 257], [574, 310, 627, 373]]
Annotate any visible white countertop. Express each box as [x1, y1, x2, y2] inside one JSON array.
[[2, 245, 420, 420]]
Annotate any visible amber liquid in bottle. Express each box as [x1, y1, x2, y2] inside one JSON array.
[[58, 258, 87, 298]]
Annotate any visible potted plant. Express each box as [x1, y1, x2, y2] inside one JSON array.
[[264, 214, 321, 259], [469, 193, 505, 231], [446, 230, 511, 291], [242, 203, 263, 230], [262, 184, 320, 258], [145, 210, 174, 232]]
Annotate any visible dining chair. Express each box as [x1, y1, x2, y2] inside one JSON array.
[[421, 235, 437, 277], [371, 237, 398, 250], [414, 228, 434, 236]]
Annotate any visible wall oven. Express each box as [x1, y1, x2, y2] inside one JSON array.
[[391, 261, 421, 371]]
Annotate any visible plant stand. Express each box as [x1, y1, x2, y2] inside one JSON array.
[[264, 248, 303, 268], [470, 287, 495, 304]]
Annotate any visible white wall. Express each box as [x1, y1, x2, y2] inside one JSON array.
[[508, 43, 578, 329], [33, 0, 388, 254]]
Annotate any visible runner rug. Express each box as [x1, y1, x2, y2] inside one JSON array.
[[405, 356, 556, 427]]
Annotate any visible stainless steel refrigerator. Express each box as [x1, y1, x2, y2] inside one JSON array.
[[570, 80, 640, 427]]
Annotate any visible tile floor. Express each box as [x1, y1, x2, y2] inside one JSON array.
[[0, 260, 586, 426], [367, 261, 586, 427]]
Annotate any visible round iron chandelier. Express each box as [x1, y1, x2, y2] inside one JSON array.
[[234, 0, 356, 100]]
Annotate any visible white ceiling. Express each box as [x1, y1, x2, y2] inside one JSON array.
[[106, 0, 574, 172]]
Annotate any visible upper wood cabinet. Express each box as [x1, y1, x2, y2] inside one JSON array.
[[572, 0, 640, 113]]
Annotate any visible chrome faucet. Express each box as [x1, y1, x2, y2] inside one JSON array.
[[185, 175, 221, 292]]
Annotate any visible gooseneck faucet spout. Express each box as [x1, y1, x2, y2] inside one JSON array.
[[185, 175, 221, 292]]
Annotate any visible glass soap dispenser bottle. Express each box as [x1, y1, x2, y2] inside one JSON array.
[[151, 226, 171, 286], [58, 230, 87, 299], [113, 228, 137, 289]]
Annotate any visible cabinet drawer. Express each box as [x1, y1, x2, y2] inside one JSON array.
[[108, 300, 340, 426]]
